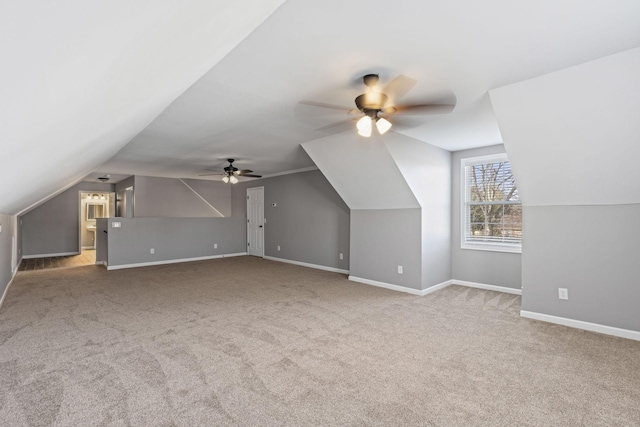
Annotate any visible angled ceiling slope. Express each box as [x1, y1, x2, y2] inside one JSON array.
[[97, 0, 640, 187], [490, 47, 640, 206], [302, 131, 450, 211], [3, 0, 640, 215], [0, 0, 286, 215]]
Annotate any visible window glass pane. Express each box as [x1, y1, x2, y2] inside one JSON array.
[[467, 162, 519, 202], [463, 156, 522, 249]]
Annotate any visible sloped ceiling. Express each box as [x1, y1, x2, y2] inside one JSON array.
[[302, 132, 420, 210], [2, 0, 640, 215], [490, 47, 640, 206], [0, 0, 286, 214]]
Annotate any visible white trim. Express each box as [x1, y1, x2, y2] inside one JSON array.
[[420, 280, 454, 295], [520, 310, 640, 342], [22, 252, 79, 259], [460, 152, 522, 253], [451, 279, 522, 295], [106, 252, 247, 270], [264, 256, 349, 274], [178, 178, 225, 217], [0, 265, 20, 311], [462, 152, 510, 166], [461, 242, 522, 254], [348, 276, 453, 296]]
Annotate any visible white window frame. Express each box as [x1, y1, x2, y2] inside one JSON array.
[[461, 153, 522, 253]]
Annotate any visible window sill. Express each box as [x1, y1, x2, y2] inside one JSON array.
[[461, 242, 522, 254]]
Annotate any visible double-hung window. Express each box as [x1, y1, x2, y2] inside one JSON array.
[[461, 153, 522, 252]]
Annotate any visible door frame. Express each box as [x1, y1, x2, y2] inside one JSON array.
[[78, 191, 115, 252], [246, 186, 264, 257]]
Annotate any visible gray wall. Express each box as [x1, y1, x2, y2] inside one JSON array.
[[451, 144, 522, 289], [134, 176, 231, 218], [106, 217, 246, 267], [20, 182, 115, 257], [0, 214, 17, 301], [231, 170, 350, 271], [350, 208, 423, 289], [522, 204, 640, 331]]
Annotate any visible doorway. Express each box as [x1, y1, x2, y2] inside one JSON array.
[[79, 191, 115, 265], [247, 187, 264, 257]]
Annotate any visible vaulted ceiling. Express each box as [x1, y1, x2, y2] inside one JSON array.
[[2, 0, 640, 215]]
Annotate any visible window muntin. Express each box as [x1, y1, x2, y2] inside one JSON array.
[[462, 154, 522, 252]]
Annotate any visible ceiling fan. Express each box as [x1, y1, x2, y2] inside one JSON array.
[[199, 159, 262, 184], [301, 74, 456, 137]]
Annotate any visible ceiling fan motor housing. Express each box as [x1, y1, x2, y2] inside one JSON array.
[[355, 92, 388, 113]]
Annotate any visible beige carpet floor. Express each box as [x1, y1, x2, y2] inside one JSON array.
[[0, 256, 638, 426]]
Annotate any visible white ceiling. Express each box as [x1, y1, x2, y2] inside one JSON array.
[[491, 47, 640, 206], [2, 0, 640, 214]]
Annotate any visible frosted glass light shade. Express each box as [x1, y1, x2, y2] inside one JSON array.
[[376, 117, 392, 135], [230, 175, 238, 184], [222, 175, 230, 183], [357, 116, 372, 137]]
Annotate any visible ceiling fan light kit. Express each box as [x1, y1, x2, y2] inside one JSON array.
[[302, 73, 456, 138], [222, 172, 239, 184], [200, 158, 261, 184], [356, 115, 392, 137]]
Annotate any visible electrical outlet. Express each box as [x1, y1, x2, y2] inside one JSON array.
[[150, 248, 155, 254], [339, 253, 343, 260], [214, 243, 217, 249], [277, 245, 281, 251], [558, 288, 568, 300], [398, 265, 403, 274], [112, 222, 121, 228]]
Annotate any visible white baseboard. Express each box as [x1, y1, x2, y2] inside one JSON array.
[[348, 276, 453, 296], [451, 279, 522, 295], [22, 252, 78, 259], [264, 256, 349, 274], [106, 252, 247, 270], [520, 310, 640, 342]]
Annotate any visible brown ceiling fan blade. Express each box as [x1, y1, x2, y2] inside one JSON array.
[[240, 174, 262, 178], [392, 103, 456, 115], [382, 75, 417, 102], [236, 169, 254, 175], [299, 100, 358, 113]]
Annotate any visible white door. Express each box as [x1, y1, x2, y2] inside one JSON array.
[[247, 187, 264, 257]]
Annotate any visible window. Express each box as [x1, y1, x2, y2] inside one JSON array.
[[461, 153, 522, 252]]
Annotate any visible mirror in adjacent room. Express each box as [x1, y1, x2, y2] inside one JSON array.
[[87, 203, 106, 220]]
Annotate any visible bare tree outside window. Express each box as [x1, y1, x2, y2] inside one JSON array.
[[465, 160, 522, 246]]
